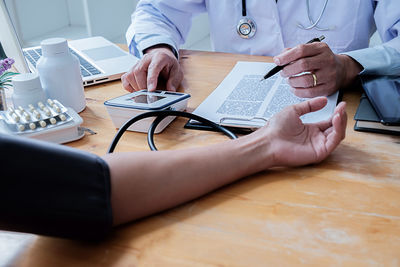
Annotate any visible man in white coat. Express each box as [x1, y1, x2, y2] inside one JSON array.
[[122, 0, 400, 97]]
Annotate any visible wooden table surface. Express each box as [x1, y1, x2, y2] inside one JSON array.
[[1, 50, 399, 266]]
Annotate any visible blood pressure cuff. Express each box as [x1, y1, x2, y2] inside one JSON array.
[[0, 134, 113, 240]]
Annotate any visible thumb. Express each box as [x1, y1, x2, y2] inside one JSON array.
[[293, 97, 328, 116]]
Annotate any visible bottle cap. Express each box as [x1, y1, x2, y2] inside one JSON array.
[[12, 73, 43, 93], [41, 38, 69, 57]]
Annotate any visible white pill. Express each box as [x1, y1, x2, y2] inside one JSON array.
[[50, 117, 57, 124], [38, 102, 45, 110], [29, 122, 36, 130], [44, 108, 51, 116], [18, 106, 24, 112], [17, 124, 25, 131], [47, 99, 54, 105], [33, 110, 41, 119], [39, 120, 47, 127], [53, 105, 61, 113], [11, 113, 20, 122], [28, 104, 35, 111], [23, 112, 31, 121], [59, 114, 66, 121]]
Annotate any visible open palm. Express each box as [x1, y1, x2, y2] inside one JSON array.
[[263, 97, 347, 167]]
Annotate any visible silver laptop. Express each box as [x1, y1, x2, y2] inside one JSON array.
[[0, 0, 138, 87]]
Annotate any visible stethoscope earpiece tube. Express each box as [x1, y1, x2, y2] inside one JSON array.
[[107, 110, 237, 153]]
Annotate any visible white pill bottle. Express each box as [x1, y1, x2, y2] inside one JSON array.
[[37, 38, 86, 113], [12, 72, 47, 107]]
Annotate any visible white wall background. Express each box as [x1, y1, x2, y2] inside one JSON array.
[[5, 0, 140, 47]]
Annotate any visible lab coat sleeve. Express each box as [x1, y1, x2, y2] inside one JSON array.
[[126, 0, 206, 58], [342, 0, 400, 75], [128, 33, 179, 58]]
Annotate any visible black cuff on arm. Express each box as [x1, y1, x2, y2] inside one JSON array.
[[0, 134, 113, 240], [143, 43, 179, 59]]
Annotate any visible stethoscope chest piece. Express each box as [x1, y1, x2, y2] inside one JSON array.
[[237, 17, 256, 39]]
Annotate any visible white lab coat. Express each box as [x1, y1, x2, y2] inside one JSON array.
[[127, 0, 400, 74]]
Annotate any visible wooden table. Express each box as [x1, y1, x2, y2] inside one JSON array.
[[1, 50, 399, 266]]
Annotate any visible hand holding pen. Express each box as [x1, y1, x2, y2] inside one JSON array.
[[261, 35, 325, 81], [260, 35, 362, 98]]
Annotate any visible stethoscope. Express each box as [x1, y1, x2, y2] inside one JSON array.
[[237, 0, 331, 39], [297, 0, 333, 31], [237, 0, 257, 39]]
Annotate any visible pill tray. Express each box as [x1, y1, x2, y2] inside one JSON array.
[[0, 100, 71, 134], [0, 99, 84, 144]]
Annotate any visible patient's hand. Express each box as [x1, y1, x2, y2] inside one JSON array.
[[260, 97, 347, 167]]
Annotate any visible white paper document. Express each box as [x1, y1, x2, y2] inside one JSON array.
[[191, 61, 339, 129]]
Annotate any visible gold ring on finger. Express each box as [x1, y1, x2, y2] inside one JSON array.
[[311, 73, 317, 87]]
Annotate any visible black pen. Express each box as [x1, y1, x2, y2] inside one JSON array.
[[260, 35, 325, 81]]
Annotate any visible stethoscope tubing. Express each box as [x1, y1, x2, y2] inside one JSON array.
[[297, 0, 331, 31], [240, 0, 331, 35], [107, 110, 237, 153]]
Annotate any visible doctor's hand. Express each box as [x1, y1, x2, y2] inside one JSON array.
[[254, 97, 347, 167], [273, 42, 363, 98], [121, 45, 183, 92]]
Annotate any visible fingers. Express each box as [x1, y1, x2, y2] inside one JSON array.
[[121, 58, 152, 92], [317, 101, 346, 132], [325, 102, 347, 153], [291, 85, 336, 98], [146, 59, 165, 92], [121, 47, 180, 92], [292, 97, 328, 116], [288, 72, 321, 89], [135, 59, 152, 90], [273, 42, 329, 66], [276, 43, 340, 98], [288, 68, 338, 97], [121, 72, 136, 92], [281, 53, 332, 78], [166, 63, 184, 91]]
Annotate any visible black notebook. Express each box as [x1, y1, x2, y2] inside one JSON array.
[[354, 94, 400, 135]]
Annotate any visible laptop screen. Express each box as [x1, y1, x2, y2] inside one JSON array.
[[0, 0, 30, 73]]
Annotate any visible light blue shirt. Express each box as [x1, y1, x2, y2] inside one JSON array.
[[127, 0, 400, 76]]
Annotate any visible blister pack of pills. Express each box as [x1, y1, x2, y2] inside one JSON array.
[[0, 99, 71, 133], [0, 99, 84, 144]]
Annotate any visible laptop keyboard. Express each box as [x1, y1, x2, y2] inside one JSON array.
[[23, 48, 102, 77]]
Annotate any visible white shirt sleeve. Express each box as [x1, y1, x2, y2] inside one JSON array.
[[342, 0, 400, 75], [126, 0, 206, 58]]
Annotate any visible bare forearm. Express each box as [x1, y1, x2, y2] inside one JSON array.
[[102, 134, 273, 226], [100, 96, 346, 228]]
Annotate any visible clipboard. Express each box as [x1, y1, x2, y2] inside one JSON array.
[[184, 61, 340, 134]]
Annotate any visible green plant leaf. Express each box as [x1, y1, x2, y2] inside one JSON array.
[[1, 82, 13, 88], [0, 71, 18, 79]]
